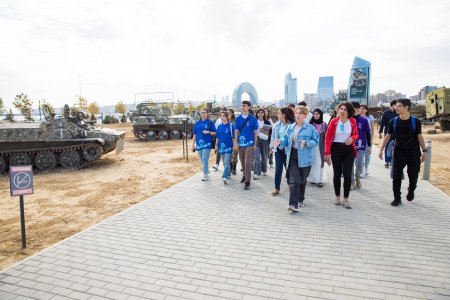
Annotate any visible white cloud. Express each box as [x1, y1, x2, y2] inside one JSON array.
[[1, 0, 449, 110]]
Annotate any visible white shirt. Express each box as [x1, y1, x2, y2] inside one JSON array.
[[305, 112, 313, 124], [291, 125, 302, 149], [333, 119, 352, 143]]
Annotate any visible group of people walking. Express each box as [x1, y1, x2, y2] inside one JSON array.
[[192, 98, 427, 210]]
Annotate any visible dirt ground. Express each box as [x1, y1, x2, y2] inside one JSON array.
[[372, 124, 450, 195], [0, 123, 449, 271], [0, 123, 204, 271]]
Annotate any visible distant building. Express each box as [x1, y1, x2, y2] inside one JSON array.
[[284, 72, 297, 105], [317, 76, 334, 109], [232, 82, 259, 107]]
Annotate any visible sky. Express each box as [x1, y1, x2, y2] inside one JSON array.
[[1, 0, 449, 109]]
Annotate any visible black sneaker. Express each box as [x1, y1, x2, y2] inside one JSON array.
[[244, 182, 250, 190], [240, 176, 246, 183], [406, 189, 415, 201], [391, 199, 402, 207]]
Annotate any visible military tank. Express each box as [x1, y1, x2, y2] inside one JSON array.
[[0, 104, 125, 174], [131, 102, 195, 141]]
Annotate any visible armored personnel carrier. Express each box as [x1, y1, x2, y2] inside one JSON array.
[[0, 104, 125, 173], [131, 102, 195, 141]]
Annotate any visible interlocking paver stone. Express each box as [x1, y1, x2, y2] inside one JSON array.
[[1, 149, 450, 299]]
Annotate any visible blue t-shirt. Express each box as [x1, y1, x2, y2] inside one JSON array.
[[193, 119, 216, 150], [216, 123, 235, 154], [235, 114, 258, 147]]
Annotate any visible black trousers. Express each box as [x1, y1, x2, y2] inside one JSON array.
[[392, 150, 421, 200], [331, 142, 355, 198], [288, 149, 311, 208]]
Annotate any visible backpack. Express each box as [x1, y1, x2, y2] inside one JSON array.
[[387, 116, 417, 158], [393, 116, 416, 134]]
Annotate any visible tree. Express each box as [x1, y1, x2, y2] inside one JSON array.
[[76, 96, 88, 112], [0, 98, 5, 116], [87, 102, 100, 116], [13, 93, 33, 121], [115, 101, 127, 114], [4, 108, 14, 122], [196, 103, 206, 111], [173, 103, 186, 114]]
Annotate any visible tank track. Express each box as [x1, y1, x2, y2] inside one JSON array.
[[0, 142, 104, 175]]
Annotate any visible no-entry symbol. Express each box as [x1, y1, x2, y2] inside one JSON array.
[[10, 165, 34, 196]]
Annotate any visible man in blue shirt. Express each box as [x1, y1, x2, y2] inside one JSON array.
[[192, 109, 216, 181], [379, 100, 397, 168], [234, 101, 258, 190], [351, 102, 372, 190]]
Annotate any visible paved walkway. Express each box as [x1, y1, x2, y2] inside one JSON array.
[[1, 151, 450, 300]]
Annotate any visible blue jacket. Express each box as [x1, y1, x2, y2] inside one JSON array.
[[284, 122, 319, 169]]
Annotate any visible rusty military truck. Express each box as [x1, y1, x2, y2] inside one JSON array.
[[0, 104, 125, 173], [425, 87, 450, 132]]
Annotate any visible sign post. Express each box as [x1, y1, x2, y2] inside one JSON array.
[[9, 165, 34, 249]]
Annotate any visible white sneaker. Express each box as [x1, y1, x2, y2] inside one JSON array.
[[222, 178, 228, 184], [212, 164, 219, 171], [365, 171, 369, 176], [253, 174, 260, 179], [288, 206, 299, 212], [201, 176, 208, 181], [262, 172, 267, 176]]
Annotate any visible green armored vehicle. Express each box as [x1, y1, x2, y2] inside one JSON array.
[[131, 102, 195, 141], [425, 87, 450, 131], [0, 104, 125, 173]]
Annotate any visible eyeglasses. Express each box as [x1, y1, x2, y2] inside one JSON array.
[[340, 124, 345, 134], [240, 104, 247, 107]]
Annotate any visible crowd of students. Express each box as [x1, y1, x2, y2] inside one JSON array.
[[192, 98, 427, 210]]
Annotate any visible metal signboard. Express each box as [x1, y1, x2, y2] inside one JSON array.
[[10, 165, 34, 196]]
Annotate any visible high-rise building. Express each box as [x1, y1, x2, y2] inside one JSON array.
[[284, 73, 297, 105], [317, 76, 334, 110], [303, 93, 317, 107]]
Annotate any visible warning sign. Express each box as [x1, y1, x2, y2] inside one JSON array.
[[10, 165, 34, 196]]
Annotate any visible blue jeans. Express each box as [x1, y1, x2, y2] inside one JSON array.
[[221, 153, 231, 179], [274, 148, 289, 190], [253, 139, 269, 175], [197, 148, 211, 176]]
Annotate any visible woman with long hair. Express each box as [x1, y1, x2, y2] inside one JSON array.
[[280, 106, 319, 211], [253, 108, 271, 179], [324, 102, 358, 208], [215, 111, 235, 184], [192, 108, 216, 181], [270, 107, 295, 195], [227, 108, 238, 175], [308, 108, 328, 187]]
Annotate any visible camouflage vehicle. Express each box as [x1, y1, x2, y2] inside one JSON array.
[[425, 87, 450, 131], [0, 104, 125, 174], [131, 102, 195, 141]]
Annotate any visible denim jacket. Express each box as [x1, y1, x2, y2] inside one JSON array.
[[270, 121, 291, 150], [284, 122, 319, 169]]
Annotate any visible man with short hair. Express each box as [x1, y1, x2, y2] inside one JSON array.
[[234, 101, 258, 190], [379, 99, 427, 207], [379, 100, 397, 168], [350, 101, 371, 189]]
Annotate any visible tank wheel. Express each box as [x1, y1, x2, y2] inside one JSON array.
[[83, 145, 103, 162], [35, 152, 57, 171], [185, 130, 193, 139], [440, 119, 450, 132], [170, 130, 181, 140], [60, 150, 81, 168], [158, 130, 169, 140], [146, 130, 157, 141], [0, 156, 7, 174], [10, 153, 32, 166]]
